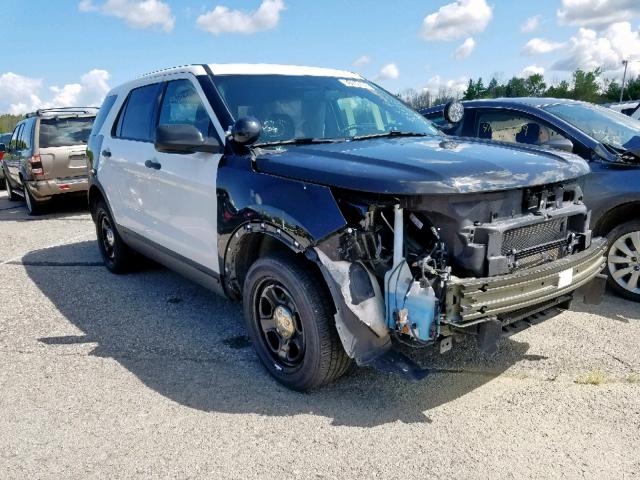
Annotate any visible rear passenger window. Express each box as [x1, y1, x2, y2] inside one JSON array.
[[18, 121, 32, 150], [158, 80, 215, 138], [115, 83, 163, 142], [9, 124, 23, 150]]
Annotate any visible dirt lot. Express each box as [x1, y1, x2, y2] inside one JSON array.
[[0, 189, 639, 479]]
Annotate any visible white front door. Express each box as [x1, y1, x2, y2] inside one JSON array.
[[141, 76, 224, 274]]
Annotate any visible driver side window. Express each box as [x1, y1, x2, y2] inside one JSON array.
[[159, 79, 215, 139], [475, 111, 565, 147]]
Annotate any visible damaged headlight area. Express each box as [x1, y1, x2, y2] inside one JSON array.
[[314, 182, 607, 368]]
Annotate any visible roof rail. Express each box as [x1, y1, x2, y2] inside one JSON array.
[[25, 107, 99, 118]]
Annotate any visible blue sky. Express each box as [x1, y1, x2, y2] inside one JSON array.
[[1, 0, 639, 113]]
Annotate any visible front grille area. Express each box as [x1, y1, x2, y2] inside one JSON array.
[[516, 243, 565, 269], [501, 218, 566, 255]]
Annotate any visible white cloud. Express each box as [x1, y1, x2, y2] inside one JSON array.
[[522, 38, 565, 55], [376, 63, 400, 81], [79, 0, 175, 32], [551, 22, 640, 79], [557, 0, 640, 29], [521, 15, 541, 33], [196, 0, 285, 35], [520, 65, 545, 77], [352, 55, 371, 68], [421, 0, 493, 41], [0, 73, 43, 115], [453, 37, 476, 59], [0, 70, 111, 114], [423, 75, 469, 97]]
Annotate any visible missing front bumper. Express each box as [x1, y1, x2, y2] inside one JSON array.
[[445, 237, 607, 326]]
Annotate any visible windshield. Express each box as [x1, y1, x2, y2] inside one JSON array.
[[39, 116, 95, 148], [543, 102, 640, 150], [213, 74, 439, 144]]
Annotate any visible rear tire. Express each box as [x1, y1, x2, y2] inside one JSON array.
[[6, 177, 19, 201], [24, 184, 45, 216], [0, 177, 5, 190], [243, 254, 351, 391], [606, 220, 640, 302], [95, 200, 136, 274]]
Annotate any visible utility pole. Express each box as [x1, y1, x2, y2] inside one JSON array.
[[620, 59, 629, 102]]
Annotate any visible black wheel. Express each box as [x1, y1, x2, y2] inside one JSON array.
[[24, 184, 45, 216], [0, 176, 5, 190], [5, 177, 19, 201], [243, 255, 351, 391], [606, 220, 640, 302], [95, 200, 135, 274]]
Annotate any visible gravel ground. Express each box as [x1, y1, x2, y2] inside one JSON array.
[[0, 189, 639, 479]]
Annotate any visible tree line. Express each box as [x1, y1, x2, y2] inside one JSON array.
[[0, 114, 24, 134], [401, 68, 640, 111]]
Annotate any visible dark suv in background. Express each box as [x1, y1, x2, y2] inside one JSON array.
[[422, 98, 640, 302], [2, 108, 96, 214]]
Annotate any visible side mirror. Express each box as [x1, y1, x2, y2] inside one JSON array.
[[155, 124, 220, 154], [542, 136, 574, 153], [0, 143, 5, 153], [443, 101, 464, 124], [231, 116, 262, 146]]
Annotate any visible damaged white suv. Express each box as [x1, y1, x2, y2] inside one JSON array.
[[87, 64, 607, 390]]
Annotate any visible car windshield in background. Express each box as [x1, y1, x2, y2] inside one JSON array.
[[0, 133, 12, 144], [543, 103, 640, 150], [39, 116, 95, 148], [214, 74, 439, 144]]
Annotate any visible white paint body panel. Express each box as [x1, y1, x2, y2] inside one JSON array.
[[98, 72, 224, 274]]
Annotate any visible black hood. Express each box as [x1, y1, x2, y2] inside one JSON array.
[[254, 135, 590, 194]]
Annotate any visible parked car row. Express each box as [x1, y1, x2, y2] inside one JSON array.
[[1, 63, 637, 390]]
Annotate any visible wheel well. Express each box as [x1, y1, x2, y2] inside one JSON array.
[[230, 232, 329, 301], [88, 185, 105, 220], [594, 202, 640, 236]]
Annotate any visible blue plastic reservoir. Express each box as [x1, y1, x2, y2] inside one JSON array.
[[403, 281, 437, 341]]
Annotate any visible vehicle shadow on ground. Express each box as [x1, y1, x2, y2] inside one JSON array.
[[0, 191, 88, 222], [24, 241, 536, 427]]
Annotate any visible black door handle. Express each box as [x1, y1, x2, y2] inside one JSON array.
[[101, 149, 111, 158], [145, 159, 162, 170]]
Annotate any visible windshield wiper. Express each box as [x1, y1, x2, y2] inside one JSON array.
[[254, 137, 345, 147], [350, 131, 430, 141]]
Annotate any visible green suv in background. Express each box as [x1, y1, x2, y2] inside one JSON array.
[[2, 108, 96, 214]]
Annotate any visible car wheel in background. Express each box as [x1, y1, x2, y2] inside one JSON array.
[[6, 178, 19, 201], [606, 220, 640, 302], [0, 177, 5, 190], [24, 184, 45, 216], [243, 254, 351, 391], [94, 200, 136, 274]]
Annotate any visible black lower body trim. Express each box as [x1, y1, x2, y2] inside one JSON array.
[[118, 225, 227, 297]]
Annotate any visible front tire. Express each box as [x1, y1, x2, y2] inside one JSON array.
[[606, 220, 640, 302], [243, 254, 351, 391], [95, 200, 135, 274]]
